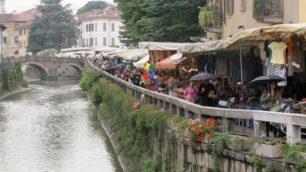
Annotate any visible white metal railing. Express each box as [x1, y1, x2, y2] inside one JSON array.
[[88, 61, 305, 145]]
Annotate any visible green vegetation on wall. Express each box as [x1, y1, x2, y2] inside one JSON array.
[[0, 62, 27, 90], [80, 68, 178, 171]]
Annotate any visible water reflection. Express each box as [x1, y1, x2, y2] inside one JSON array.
[[0, 81, 122, 172]]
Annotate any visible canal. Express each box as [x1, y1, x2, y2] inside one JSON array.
[[0, 81, 123, 172]]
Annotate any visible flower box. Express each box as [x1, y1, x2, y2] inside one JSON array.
[[252, 142, 281, 158]]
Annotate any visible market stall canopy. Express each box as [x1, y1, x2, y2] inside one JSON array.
[[178, 40, 224, 54], [101, 49, 127, 58], [115, 49, 148, 61], [139, 42, 191, 51], [95, 47, 120, 53], [223, 23, 306, 49], [155, 56, 188, 69], [133, 55, 149, 68]]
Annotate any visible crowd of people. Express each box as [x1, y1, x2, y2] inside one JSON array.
[[90, 56, 288, 112]]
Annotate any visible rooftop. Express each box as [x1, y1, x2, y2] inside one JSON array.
[[77, 6, 121, 22]]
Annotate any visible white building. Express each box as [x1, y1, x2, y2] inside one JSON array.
[[77, 7, 123, 49]]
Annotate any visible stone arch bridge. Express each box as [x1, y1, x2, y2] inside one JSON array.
[[19, 56, 84, 80]]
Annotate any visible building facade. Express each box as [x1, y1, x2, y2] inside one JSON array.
[[16, 22, 31, 56], [78, 7, 123, 49], [0, 9, 39, 57], [205, 0, 306, 40]]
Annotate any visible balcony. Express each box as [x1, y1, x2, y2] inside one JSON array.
[[198, 4, 223, 33], [253, 0, 284, 23]]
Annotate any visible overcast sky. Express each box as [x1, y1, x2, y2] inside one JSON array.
[[6, 0, 114, 13]]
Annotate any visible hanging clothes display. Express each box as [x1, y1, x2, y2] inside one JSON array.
[[269, 41, 287, 65], [258, 42, 266, 61], [291, 35, 305, 73], [265, 57, 287, 86], [215, 56, 228, 77]]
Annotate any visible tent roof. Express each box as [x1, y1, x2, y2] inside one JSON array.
[[139, 42, 192, 51], [115, 49, 148, 61], [178, 40, 224, 54], [223, 23, 306, 49], [155, 56, 187, 69]]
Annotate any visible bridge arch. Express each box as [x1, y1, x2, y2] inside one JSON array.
[[57, 64, 83, 79], [65, 63, 83, 74], [23, 62, 49, 80]]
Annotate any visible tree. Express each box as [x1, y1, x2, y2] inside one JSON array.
[[117, 0, 204, 45], [27, 0, 78, 54], [77, 1, 110, 14]]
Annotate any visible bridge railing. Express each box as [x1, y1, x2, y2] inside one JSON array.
[[87, 61, 306, 145], [18, 56, 85, 64]]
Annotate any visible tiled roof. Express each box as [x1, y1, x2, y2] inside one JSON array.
[[12, 8, 41, 22], [0, 14, 13, 23], [77, 6, 120, 22]]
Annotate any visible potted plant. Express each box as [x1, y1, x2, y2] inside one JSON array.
[[198, 5, 222, 29]]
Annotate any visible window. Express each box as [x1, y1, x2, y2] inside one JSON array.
[[111, 23, 115, 32], [89, 38, 94, 46], [86, 38, 88, 46], [14, 36, 18, 45], [95, 38, 97, 46], [103, 37, 107, 46], [241, 0, 246, 12], [111, 37, 115, 46], [24, 29, 26, 35], [95, 23, 97, 32], [82, 39, 85, 46], [19, 42, 22, 48], [86, 24, 94, 32], [103, 23, 107, 32], [225, 0, 234, 15], [19, 30, 22, 36]]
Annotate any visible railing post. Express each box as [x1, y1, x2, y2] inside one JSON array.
[[254, 120, 267, 138], [176, 106, 180, 117], [223, 118, 235, 132], [287, 124, 301, 145]]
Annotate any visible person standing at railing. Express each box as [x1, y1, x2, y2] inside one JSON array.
[[198, 79, 217, 107], [184, 82, 197, 103], [260, 81, 282, 137]]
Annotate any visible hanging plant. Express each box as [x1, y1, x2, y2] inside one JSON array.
[[198, 5, 222, 29]]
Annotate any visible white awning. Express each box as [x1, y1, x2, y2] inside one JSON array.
[[133, 55, 149, 68], [139, 42, 191, 51], [116, 49, 148, 61]]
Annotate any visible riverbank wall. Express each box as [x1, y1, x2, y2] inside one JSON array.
[[83, 62, 301, 172], [0, 61, 28, 98]]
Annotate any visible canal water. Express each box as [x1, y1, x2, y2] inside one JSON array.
[[0, 81, 123, 172]]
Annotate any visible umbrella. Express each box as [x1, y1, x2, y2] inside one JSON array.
[[189, 72, 215, 81], [250, 75, 284, 85]]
